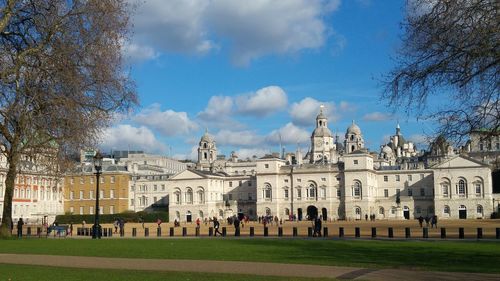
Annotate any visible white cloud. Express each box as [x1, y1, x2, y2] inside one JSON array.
[[172, 145, 199, 161], [363, 112, 393, 122], [100, 124, 167, 153], [128, 0, 341, 65], [197, 96, 233, 120], [122, 42, 159, 63], [214, 129, 265, 147], [134, 104, 198, 136], [266, 122, 310, 145], [408, 134, 430, 148], [235, 86, 288, 116], [289, 97, 341, 126]]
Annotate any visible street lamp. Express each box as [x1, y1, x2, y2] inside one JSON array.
[[92, 151, 103, 239]]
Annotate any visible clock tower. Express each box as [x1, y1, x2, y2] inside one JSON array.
[[310, 106, 336, 163]]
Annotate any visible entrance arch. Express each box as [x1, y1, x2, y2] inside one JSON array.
[[297, 208, 303, 221], [307, 205, 318, 220], [186, 211, 192, 222], [403, 206, 410, 220], [459, 205, 467, 219]]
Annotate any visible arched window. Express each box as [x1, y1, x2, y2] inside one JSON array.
[[284, 208, 290, 216], [186, 188, 193, 204], [308, 183, 316, 198], [441, 182, 449, 197], [264, 184, 272, 200], [355, 207, 361, 215], [353, 181, 361, 198], [477, 205, 483, 214], [444, 205, 450, 214], [458, 179, 466, 196], [203, 143, 207, 149], [379, 207, 384, 215], [174, 189, 181, 204], [197, 189, 205, 204], [203, 152, 207, 159]]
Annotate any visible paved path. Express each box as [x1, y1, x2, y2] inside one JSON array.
[[1, 254, 499, 280]]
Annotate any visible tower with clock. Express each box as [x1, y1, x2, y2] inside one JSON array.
[[310, 105, 337, 163]]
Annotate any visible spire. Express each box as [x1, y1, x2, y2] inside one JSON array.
[[396, 122, 401, 135]]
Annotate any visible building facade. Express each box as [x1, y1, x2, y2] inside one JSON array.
[[169, 107, 499, 222]]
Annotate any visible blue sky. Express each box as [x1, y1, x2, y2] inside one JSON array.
[[101, 0, 435, 160]]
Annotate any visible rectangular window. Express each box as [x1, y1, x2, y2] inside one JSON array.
[[110, 205, 114, 215], [384, 189, 388, 198], [99, 190, 104, 199], [284, 179, 289, 183], [79, 190, 84, 200], [89, 190, 94, 199], [248, 193, 253, 200], [153, 196, 157, 202], [284, 189, 289, 198], [383, 176, 388, 182], [80, 178, 84, 184], [408, 188, 412, 196], [408, 175, 412, 181], [69, 207, 74, 214], [264, 164, 269, 168], [89, 206, 94, 214], [297, 189, 302, 198], [297, 179, 301, 182], [228, 194, 233, 200], [239, 181, 242, 186], [336, 189, 341, 198], [229, 182, 233, 187], [475, 184, 481, 194], [79, 206, 83, 215], [110, 190, 115, 199], [420, 188, 425, 196], [161, 184, 165, 191], [70, 191, 74, 200], [70, 178, 74, 185], [99, 206, 103, 214], [353, 160, 358, 165], [110, 176, 115, 184], [321, 178, 326, 181], [100, 177, 104, 184]]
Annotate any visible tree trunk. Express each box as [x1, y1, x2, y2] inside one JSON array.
[[0, 154, 18, 238]]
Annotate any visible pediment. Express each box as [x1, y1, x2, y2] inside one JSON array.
[[170, 169, 206, 180], [433, 155, 487, 169]]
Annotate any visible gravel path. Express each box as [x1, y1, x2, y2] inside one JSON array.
[[1, 253, 499, 280]]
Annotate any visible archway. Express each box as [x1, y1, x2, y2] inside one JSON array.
[[307, 205, 318, 220], [321, 208, 327, 221], [297, 208, 303, 221], [458, 205, 467, 219], [403, 206, 410, 220]]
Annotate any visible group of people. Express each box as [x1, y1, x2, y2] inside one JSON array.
[[112, 218, 126, 235], [418, 215, 438, 228], [365, 214, 377, 221]]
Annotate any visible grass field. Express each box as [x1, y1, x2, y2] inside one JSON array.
[[0, 239, 499, 273], [0, 264, 333, 281]]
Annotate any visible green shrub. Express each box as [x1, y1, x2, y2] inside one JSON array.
[[55, 211, 168, 224]]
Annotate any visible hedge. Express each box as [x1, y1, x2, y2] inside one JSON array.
[[55, 211, 169, 224]]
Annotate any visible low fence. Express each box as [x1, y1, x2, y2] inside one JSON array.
[[69, 226, 500, 240]]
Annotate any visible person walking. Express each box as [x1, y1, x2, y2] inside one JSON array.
[[213, 217, 222, 236], [17, 218, 24, 238], [233, 217, 240, 236], [418, 216, 424, 228]]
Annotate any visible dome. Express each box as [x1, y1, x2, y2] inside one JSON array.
[[382, 145, 393, 155], [312, 127, 332, 137], [346, 121, 361, 135], [316, 111, 327, 120], [200, 130, 214, 143]]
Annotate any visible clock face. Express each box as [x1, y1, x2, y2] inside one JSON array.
[[315, 139, 323, 148]]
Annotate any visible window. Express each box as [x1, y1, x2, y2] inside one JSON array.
[[248, 181, 252, 186], [79, 190, 83, 200], [384, 189, 388, 198], [458, 179, 466, 196], [416, 206, 421, 214], [379, 207, 384, 215], [228, 194, 233, 200], [110, 190, 115, 199], [89, 206, 94, 214], [186, 189, 193, 204], [248, 193, 253, 200], [264, 184, 272, 199], [442, 183, 449, 197], [444, 205, 450, 214], [308, 184, 316, 198], [80, 177, 84, 184], [130, 199, 134, 206], [337, 189, 341, 198], [477, 205, 483, 214], [383, 176, 388, 182], [239, 181, 242, 186], [395, 175, 400, 181], [353, 181, 361, 197], [100, 177, 104, 184], [297, 188, 302, 199], [264, 164, 269, 169], [197, 190, 205, 204], [284, 189, 289, 199], [110, 206, 114, 214], [100, 190, 104, 199], [161, 184, 165, 191], [297, 179, 301, 182], [475, 183, 481, 195], [153, 196, 157, 203], [353, 160, 358, 165], [70, 191, 74, 200], [284, 179, 289, 183], [396, 189, 400, 197], [90, 177, 94, 184], [79, 206, 83, 215], [110, 176, 115, 184], [420, 188, 425, 196], [408, 175, 412, 181], [408, 188, 412, 196], [154, 185, 157, 191], [89, 190, 94, 199], [229, 182, 233, 187], [321, 178, 326, 181], [70, 178, 74, 185], [175, 191, 181, 204]]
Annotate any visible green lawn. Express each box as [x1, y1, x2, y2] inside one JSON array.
[[0, 264, 334, 281], [0, 238, 499, 273]]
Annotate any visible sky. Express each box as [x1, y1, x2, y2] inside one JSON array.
[[100, 0, 436, 160]]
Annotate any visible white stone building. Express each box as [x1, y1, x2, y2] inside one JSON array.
[[169, 107, 499, 222]]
